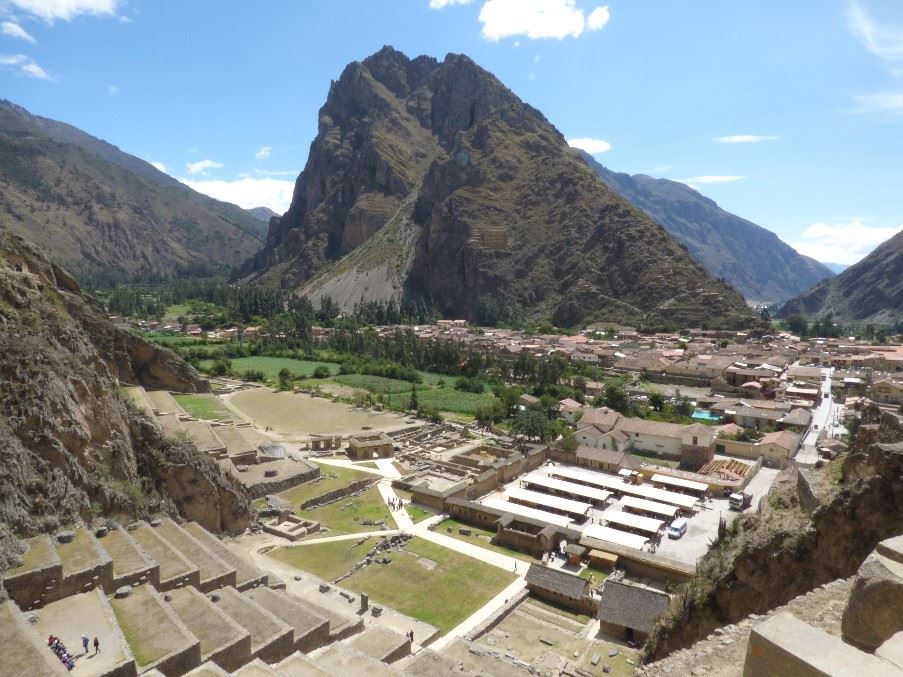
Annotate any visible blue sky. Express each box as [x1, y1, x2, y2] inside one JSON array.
[[1, 0, 902, 266]]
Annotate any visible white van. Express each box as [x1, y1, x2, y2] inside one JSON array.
[[667, 518, 688, 539]]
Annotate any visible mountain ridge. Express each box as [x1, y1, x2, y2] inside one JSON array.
[[580, 153, 834, 304], [780, 228, 903, 324], [0, 100, 266, 283], [239, 46, 755, 329]]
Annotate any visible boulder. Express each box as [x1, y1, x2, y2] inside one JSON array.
[[115, 586, 132, 599], [842, 551, 903, 651], [56, 530, 75, 544]]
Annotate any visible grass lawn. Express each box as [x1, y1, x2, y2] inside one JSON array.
[[343, 537, 517, 633], [267, 537, 377, 581], [144, 333, 204, 347], [172, 393, 231, 420], [302, 486, 395, 535], [578, 566, 609, 589], [629, 451, 679, 469], [405, 503, 435, 524], [163, 303, 190, 319], [433, 518, 538, 563], [333, 373, 413, 394], [273, 462, 372, 507], [229, 356, 340, 380]]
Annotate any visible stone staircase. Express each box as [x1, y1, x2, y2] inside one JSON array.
[[1, 518, 462, 676]]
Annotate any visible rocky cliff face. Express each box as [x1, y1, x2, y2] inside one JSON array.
[[0, 229, 251, 570], [644, 412, 903, 661], [583, 154, 834, 304], [780, 228, 903, 324], [239, 47, 754, 329]]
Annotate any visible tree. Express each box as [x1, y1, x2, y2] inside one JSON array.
[[311, 365, 331, 379], [409, 383, 419, 412], [511, 408, 553, 442], [785, 314, 808, 337], [673, 396, 694, 418], [277, 368, 293, 391], [557, 430, 578, 454], [604, 383, 630, 414], [649, 392, 665, 412]]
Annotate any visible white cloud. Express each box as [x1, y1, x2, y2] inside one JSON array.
[[479, 0, 610, 41], [675, 175, 744, 190], [107, 83, 118, 95], [533, 53, 541, 63], [586, 5, 609, 31], [179, 177, 295, 213], [429, 0, 472, 7], [791, 219, 901, 265], [715, 134, 778, 144], [1, 21, 36, 43], [567, 136, 612, 154], [150, 161, 166, 173], [0, 52, 52, 79], [6, 0, 119, 22], [853, 90, 903, 116], [254, 145, 272, 160], [185, 159, 223, 175], [847, 1, 903, 74]]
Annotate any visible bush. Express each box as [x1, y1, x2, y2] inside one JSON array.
[[454, 375, 484, 393], [243, 369, 266, 382], [311, 365, 331, 379]]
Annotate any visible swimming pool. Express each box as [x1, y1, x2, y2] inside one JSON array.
[[691, 409, 722, 422]]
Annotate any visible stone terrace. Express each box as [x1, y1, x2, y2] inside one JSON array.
[[155, 519, 237, 592], [34, 587, 134, 677], [2, 599, 69, 677], [183, 522, 268, 591], [208, 586, 294, 664], [129, 522, 201, 591], [101, 526, 160, 589], [166, 586, 252, 672], [243, 586, 330, 653], [110, 583, 201, 675]]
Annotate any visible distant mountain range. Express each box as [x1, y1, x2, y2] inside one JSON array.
[[581, 154, 834, 304], [236, 46, 755, 329], [248, 206, 278, 223], [0, 100, 266, 282], [821, 262, 849, 274], [780, 229, 903, 324]]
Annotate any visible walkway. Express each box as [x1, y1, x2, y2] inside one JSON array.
[[428, 575, 527, 651]]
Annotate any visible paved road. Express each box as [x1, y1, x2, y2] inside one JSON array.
[[795, 367, 834, 466]]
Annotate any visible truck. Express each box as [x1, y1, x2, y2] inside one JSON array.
[[729, 492, 752, 511]]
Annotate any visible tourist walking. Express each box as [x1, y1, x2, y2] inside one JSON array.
[[82, 634, 89, 654], [93, 637, 100, 654]]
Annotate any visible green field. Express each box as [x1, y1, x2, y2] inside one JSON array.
[[343, 537, 517, 633], [144, 333, 204, 347], [269, 463, 372, 507], [172, 393, 231, 420], [229, 356, 340, 380], [268, 537, 377, 581], [333, 373, 413, 394], [301, 486, 395, 535], [434, 518, 538, 563], [385, 387, 499, 415]]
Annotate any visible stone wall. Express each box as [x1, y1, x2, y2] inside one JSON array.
[[2, 535, 62, 610], [300, 477, 378, 510]]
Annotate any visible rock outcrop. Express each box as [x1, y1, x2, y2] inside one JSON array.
[[238, 46, 754, 329], [644, 412, 903, 661], [0, 228, 250, 571]]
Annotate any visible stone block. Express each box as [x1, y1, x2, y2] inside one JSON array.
[[842, 551, 903, 651], [744, 612, 903, 677], [878, 631, 903, 670]]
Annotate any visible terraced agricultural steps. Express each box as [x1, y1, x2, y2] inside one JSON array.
[[1, 516, 454, 676]]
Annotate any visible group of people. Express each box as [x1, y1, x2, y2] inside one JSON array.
[[46, 634, 99, 671], [388, 497, 406, 511]]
